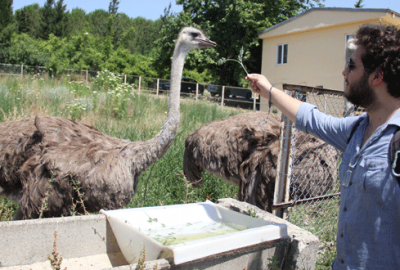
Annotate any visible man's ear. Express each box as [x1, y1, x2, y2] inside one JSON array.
[[371, 68, 385, 86]]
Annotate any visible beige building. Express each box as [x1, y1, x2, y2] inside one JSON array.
[[258, 7, 400, 111]]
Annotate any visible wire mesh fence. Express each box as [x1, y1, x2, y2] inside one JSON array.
[[0, 63, 54, 78], [0, 63, 259, 111], [273, 84, 363, 265], [0, 63, 24, 76]]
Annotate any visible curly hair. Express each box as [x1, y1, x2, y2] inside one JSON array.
[[355, 24, 400, 98]]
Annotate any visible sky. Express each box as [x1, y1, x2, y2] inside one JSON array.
[[322, 0, 400, 12], [12, 0, 184, 21], [12, 0, 400, 21]]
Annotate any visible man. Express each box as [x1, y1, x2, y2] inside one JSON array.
[[246, 24, 400, 269]]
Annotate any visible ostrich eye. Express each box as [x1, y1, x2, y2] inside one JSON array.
[[191, 32, 199, 38]]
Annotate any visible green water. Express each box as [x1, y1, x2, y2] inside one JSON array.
[[147, 221, 249, 246]]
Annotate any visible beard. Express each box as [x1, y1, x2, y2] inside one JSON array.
[[344, 72, 375, 109]]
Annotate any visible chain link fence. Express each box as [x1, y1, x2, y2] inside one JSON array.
[[0, 63, 259, 110], [0, 63, 49, 78], [271, 84, 363, 265]]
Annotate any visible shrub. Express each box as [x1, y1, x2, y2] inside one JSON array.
[[66, 98, 89, 120], [106, 83, 135, 118], [93, 70, 123, 91]]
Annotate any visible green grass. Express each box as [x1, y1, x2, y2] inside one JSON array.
[[287, 198, 339, 269], [0, 198, 19, 221]]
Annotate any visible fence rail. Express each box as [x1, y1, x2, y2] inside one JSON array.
[[0, 63, 259, 111]]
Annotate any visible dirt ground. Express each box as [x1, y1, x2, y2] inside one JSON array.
[[5, 253, 127, 270]]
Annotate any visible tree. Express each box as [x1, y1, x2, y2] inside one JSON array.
[[104, 15, 115, 59], [118, 26, 135, 49], [40, 34, 71, 74], [4, 33, 48, 66], [14, 4, 41, 38], [54, 0, 68, 37], [0, 0, 16, 62], [86, 9, 110, 37], [40, 0, 56, 39], [160, 3, 177, 22], [130, 17, 162, 55], [66, 8, 86, 37], [113, 12, 135, 47], [39, 0, 68, 39], [108, 0, 120, 17], [68, 32, 105, 71], [0, 0, 13, 30]]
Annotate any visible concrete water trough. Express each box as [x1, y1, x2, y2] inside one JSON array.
[[100, 200, 287, 265], [0, 198, 319, 270]]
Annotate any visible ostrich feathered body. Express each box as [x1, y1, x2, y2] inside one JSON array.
[[0, 116, 156, 218], [183, 112, 338, 212]]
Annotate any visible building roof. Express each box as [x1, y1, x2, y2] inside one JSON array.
[[258, 7, 400, 39]]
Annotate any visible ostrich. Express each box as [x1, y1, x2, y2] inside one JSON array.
[[0, 26, 216, 220], [183, 112, 338, 212]]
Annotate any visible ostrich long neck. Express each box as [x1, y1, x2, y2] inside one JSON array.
[[140, 42, 188, 166]]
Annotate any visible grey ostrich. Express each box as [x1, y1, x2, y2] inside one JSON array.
[[0, 26, 216, 220], [183, 112, 338, 212]]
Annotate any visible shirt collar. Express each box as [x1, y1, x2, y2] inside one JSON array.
[[387, 108, 400, 128], [356, 108, 400, 129]]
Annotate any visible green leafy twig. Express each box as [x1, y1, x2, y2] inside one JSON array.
[[217, 46, 249, 75]]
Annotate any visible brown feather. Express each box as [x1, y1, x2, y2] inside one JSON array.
[[183, 112, 338, 212], [1, 116, 141, 218]]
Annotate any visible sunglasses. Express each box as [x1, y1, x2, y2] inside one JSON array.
[[347, 58, 363, 71]]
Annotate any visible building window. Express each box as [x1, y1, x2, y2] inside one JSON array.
[[345, 34, 355, 60], [345, 34, 355, 51], [277, 44, 288, 65], [345, 34, 354, 44]]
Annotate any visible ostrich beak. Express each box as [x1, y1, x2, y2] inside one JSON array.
[[197, 38, 217, 48]]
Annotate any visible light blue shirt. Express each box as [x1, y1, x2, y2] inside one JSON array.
[[296, 103, 400, 270]]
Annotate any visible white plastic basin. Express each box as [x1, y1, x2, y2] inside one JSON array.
[[100, 201, 287, 265]]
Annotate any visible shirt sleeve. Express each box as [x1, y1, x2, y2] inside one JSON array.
[[295, 102, 362, 152]]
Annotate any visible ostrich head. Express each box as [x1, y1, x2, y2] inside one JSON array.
[[175, 26, 216, 53], [154, 26, 216, 160]]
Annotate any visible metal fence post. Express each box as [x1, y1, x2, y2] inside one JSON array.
[[156, 79, 159, 96], [221, 86, 225, 107], [195, 83, 199, 101], [273, 91, 294, 218], [21, 65, 23, 78], [138, 76, 141, 95]]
